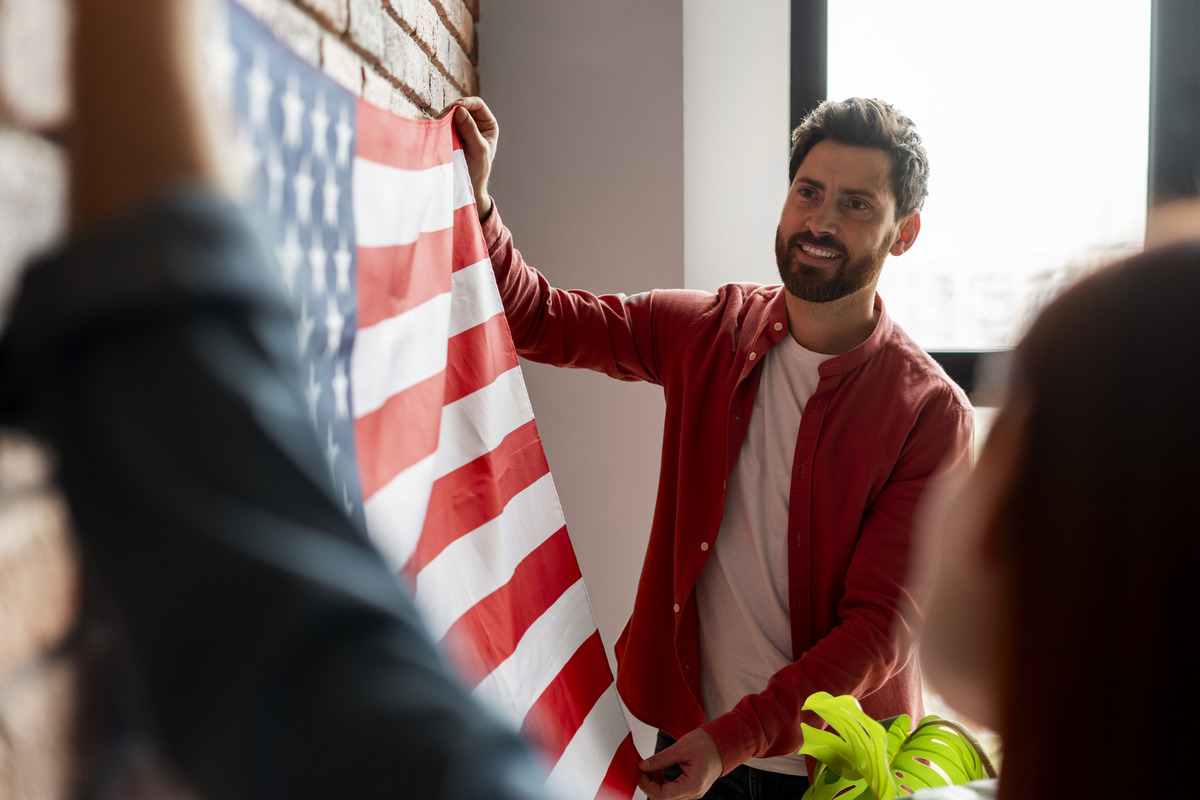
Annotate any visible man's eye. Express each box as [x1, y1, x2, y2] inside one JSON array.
[[847, 199, 869, 211]]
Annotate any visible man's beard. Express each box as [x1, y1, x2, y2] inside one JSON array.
[[774, 227, 889, 304]]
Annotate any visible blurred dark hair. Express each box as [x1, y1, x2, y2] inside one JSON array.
[[991, 240, 1200, 800], [789, 98, 929, 218]]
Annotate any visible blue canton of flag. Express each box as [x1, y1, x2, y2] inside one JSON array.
[[221, 1, 364, 528]]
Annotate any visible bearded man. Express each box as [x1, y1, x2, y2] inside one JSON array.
[[453, 95, 975, 800]]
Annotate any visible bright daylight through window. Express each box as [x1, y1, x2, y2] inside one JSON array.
[[828, 0, 1151, 350]]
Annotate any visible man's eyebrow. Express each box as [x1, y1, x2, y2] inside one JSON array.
[[839, 186, 883, 201], [795, 176, 883, 203]]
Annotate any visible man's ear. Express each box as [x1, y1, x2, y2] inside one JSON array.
[[890, 211, 921, 256]]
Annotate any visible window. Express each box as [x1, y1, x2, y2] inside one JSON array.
[[825, 0, 1152, 353]]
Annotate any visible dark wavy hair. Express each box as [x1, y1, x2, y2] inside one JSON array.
[[990, 240, 1200, 800], [789, 98, 929, 218]]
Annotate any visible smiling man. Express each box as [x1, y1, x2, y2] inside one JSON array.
[[453, 96, 974, 800]]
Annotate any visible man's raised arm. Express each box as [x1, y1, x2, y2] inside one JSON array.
[[448, 96, 499, 221]]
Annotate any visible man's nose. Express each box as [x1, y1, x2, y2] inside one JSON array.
[[806, 201, 839, 237]]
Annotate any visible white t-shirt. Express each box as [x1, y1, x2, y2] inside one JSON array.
[[695, 334, 831, 775]]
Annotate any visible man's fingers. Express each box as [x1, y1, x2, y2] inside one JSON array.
[[637, 772, 663, 798], [453, 106, 486, 152], [640, 774, 702, 800], [446, 99, 496, 220], [448, 100, 496, 170], [638, 750, 673, 772], [638, 729, 722, 800], [454, 96, 499, 143]]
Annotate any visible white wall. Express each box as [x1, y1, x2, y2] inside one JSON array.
[[477, 0, 791, 763], [477, 0, 684, 759], [683, 0, 791, 291]]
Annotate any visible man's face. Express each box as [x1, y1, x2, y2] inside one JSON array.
[[775, 140, 914, 303]]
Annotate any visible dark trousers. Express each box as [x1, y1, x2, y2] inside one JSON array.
[[655, 732, 811, 800]]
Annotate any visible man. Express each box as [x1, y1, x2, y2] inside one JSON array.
[[451, 96, 974, 800], [0, 2, 551, 798]]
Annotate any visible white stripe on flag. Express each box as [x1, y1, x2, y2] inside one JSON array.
[[434, 366, 535, 479], [546, 684, 630, 800], [448, 257, 505, 337], [452, 149, 475, 211], [413, 472, 564, 640], [363, 451, 437, 571], [471, 579, 595, 726], [350, 292, 451, 418], [352, 158, 457, 247]]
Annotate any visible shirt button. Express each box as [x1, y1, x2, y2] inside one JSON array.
[[774, 322, 784, 331], [748, 352, 757, 361], [673, 603, 681, 613], [700, 542, 709, 551]]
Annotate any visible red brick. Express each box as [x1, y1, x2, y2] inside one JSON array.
[[322, 33, 364, 94], [362, 63, 396, 109], [435, 30, 474, 95], [295, 0, 349, 32], [428, 0, 475, 60], [409, 0, 442, 56], [0, 0, 71, 129], [428, 70, 450, 117], [348, 0, 386, 63], [390, 89, 425, 120], [382, 23, 432, 109], [442, 82, 463, 107], [239, 0, 323, 66], [386, 0, 423, 35]]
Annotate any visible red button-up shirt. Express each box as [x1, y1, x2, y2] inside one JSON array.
[[483, 208, 974, 773]]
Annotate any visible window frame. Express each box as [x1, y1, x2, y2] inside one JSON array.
[[791, 0, 1197, 404]]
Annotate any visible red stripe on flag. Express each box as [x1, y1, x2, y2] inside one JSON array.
[[598, 735, 641, 800], [356, 229, 454, 328], [451, 204, 490, 271], [443, 313, 521, 404], [355, 99, 454, 170], [356, 209, 486, 331], [406, 418, 549, 576], [440, 527, 580, 688], [354, 314, 520, 501], [520, 631, 613, 762], [355, 371, 443, 499]]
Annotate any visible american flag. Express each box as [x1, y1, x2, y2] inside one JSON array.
[[220, 2, 639, 797]]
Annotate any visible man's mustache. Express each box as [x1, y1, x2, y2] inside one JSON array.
[[787, 232, 847, 256]]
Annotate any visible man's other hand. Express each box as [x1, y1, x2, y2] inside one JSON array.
[[445, 96, 498, 221], [637, 728, 723, 800]]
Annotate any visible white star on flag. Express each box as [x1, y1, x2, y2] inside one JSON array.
[[311, 90, 331, 161], [281, 74, 306, 149]]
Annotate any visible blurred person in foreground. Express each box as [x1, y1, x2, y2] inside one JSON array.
[[915, 231, 1200, 799], [0, 1, 552, 798]]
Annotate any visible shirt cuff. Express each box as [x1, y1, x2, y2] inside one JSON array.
[[479, 199, 506, 249], [701, 712, 758, 777]]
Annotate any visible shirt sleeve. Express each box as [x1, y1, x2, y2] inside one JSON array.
[[702, 391, 975, 770], [0, 189, 553, 800], [481, 203, 713, 386]]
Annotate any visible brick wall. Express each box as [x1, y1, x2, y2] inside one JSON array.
[[0, 0, 478, 795]]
